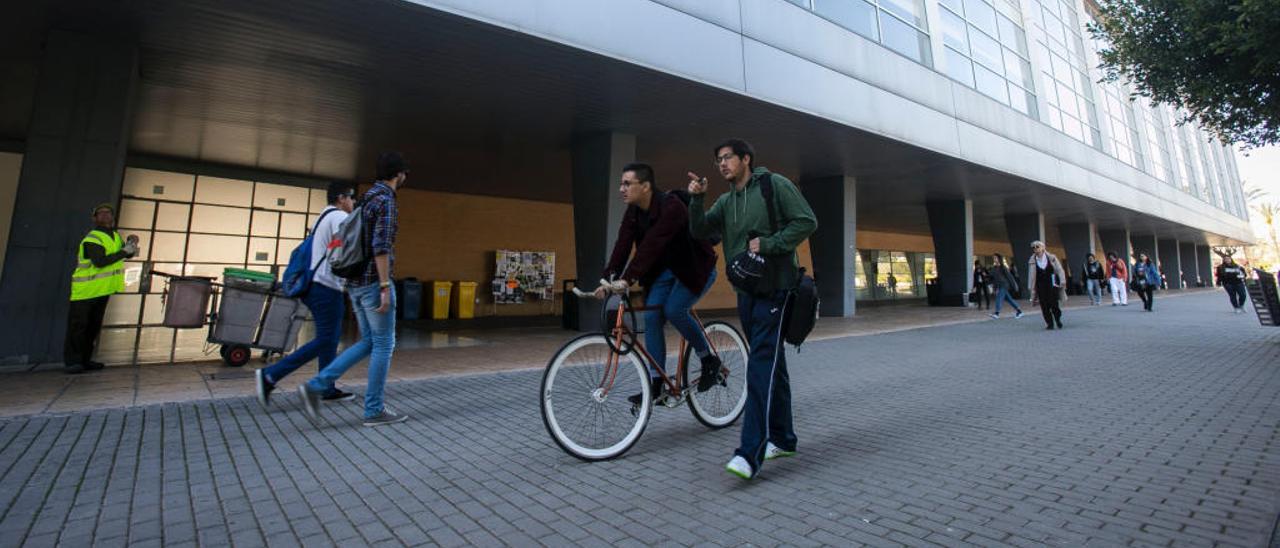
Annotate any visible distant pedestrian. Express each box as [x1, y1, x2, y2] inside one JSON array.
[[1132, 254, 1159, 312], [1106, 252, 1129, 306], [1028, 241, 1066, 330], [972, 260, 991, 310], [1215, 256, 1248, 313], [987, 254, 1024, 319], [1083, 253, 1104, 306]]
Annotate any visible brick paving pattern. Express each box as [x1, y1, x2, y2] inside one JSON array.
[[1, 291, 1278, 546]]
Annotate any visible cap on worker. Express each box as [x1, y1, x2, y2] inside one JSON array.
[[92, 203, 115, 215]]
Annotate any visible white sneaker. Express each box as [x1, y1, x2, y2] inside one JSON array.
[[725, 456, 753, 480], [988, 313, 999, 319], [764, 442, 796, 461], [1014, 311, 1024, 319]]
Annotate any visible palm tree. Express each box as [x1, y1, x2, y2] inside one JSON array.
[[1253, 201, 1280, 266]]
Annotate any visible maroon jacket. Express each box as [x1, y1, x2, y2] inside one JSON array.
[[604, 192, 717, 294]]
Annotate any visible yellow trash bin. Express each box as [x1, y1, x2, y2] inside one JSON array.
[[431, 281, 452, 320], [452, 281, 477, 319]]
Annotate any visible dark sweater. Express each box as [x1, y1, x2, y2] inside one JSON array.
[[604, 192, 717, 294]]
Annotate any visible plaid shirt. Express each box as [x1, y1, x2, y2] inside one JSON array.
[[351, 181, 398, 288]]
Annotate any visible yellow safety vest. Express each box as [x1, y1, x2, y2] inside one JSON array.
[[70, 229, 125, 301]]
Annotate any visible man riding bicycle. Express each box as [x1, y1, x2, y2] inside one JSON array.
[[599, 162, 720, 405]]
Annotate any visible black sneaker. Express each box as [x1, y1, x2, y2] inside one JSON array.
[[322, 389, 355, 402], [255, 369, 275, 408], [297, 385, 321, 422], [628, 377, 664, 406], [697, 354, 722, 392]]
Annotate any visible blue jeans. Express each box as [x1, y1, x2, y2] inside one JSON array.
[[734, 290, 795, 476], [1085, 279, 1103, 304], [993, 286, 1021, 315], [644, 269, 716, 375], [306, 284, 396, 418], [261, 284, 344, 391]]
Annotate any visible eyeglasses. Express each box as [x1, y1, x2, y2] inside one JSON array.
[[714, 153, 737, 165]]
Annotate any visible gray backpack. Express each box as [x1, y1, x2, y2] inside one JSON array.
[[328, 205, 369, 280]]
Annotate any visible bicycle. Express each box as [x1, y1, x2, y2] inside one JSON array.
[[540, 280, 750, 461]]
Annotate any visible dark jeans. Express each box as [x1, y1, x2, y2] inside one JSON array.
[[261, 284, 345, 389], [1136, 286, 1154, 310], [993, 286, 1021, 315], [734, 290, 796, 476], [1224, 282, 1247, 309], [64, 295, 110, 366], [644, 269, 715, 373], [973, 284, 990, 309], [1037, 286, 1062, 327]]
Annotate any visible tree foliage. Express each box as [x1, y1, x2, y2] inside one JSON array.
[[1089, 0, 1280, 148]]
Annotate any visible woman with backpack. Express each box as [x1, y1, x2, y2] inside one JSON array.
[[988, 254, 1024, 319], [1132, 254, 1160, 311]]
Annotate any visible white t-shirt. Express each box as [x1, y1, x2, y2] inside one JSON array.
[[310, 206, 349, 291]]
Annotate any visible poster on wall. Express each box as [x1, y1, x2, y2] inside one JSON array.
[[492, 250, 555, 304]]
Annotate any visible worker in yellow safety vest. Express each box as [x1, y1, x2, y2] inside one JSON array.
[[64, 203, 139, 374]]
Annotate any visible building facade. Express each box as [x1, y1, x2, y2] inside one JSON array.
[[0, 0, 1251, 365]]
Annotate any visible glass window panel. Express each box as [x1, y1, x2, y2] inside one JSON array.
[[277, 239, 303, 266], [150, 232, 187, 262], [194, 176, 253, 206], [135, 327, 176, 364], [309, 189, 328, 213], [993, 0, 1021, 19], [944, 47, 976, 86], [147, 262, 184, 291], [280, 213, 307, 239], [814, 0, 879, 40], [1040, 0, 1060, 18], [1059, 0, 1078, 29], [1046, 105, 1063, 129], [1066, 36, 1083, 61], [963, 0, 998, 35], [1040, 73, 1059, 105], [118, 199, 155, 230], [253, 182, 310, 212], [1057, 83, 1078, 117], [941, 8, 968, 51], [249, 237, 277, 265], [1008, 84, 1033, 115], [1045, 14, 1065, 44], [186, 234, 248, 263], [1063, 114, 1084, 141], [104, 294, 142, 326], [939, 0, 963, 14], [787, 0, 810, 6], [975, 65, 1010, 103], [95, 328, 137, 364], [969, 28, 1002, 71], [1004, 49, 1034, 87], [879, 0, 926, 27], [880, 13, 932, 64], [190, 204, 251, 235], [141, 294, 167, 325], [155, 203, 190, 232], [251, 210, 280, 237], [122, 168, 195, 201], [1050, 53, 1070, 83], [996, 14, 1027, 54]]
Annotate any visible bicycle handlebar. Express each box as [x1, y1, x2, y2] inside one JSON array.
[[571, 279, 629, 299]]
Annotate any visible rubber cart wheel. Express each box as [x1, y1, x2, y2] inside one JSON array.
[[224, 345, 252, 367]]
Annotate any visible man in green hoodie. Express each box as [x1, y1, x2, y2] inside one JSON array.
[[688, 139, 817, 480]]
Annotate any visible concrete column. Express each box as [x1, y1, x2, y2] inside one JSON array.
[[1098, 228, 1132, 265], [1004, 212, 1044, 298], [1178, 242, 1197, 286], [801, 175, 856, 317], [927, 199, 974, 306], [570, 132, 634, 330], [1195, 244, 1213, 285], [0, 32, 137, 365], [1057, 222, 1096, 283], [1158, 238, 1182, 289]]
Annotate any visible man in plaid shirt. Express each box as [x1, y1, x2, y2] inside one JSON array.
[[299, 152, 409, 427]]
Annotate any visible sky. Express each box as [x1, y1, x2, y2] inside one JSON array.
[[1233, 144, 1280, 235]]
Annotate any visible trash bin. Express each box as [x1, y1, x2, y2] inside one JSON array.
[[401, 278, 423, 320], [451, 281, 477, 319], [562, 279, 579, 330], [924, 277, 939, 306], [214, 268, 275, 345], [431, 281, 452, 320], [162, 276, 212, 328]]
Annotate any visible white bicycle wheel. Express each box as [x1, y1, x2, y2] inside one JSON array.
[[686, 321, 749, 428], [541, 334, 652, 461]]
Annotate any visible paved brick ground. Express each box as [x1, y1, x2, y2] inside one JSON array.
[[1, 291, 1278, 547]]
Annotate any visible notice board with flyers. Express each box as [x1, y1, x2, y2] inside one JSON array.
[[492, 250, 555, 304]]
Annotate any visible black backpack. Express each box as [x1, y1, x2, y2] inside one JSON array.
[[759, 174, 819, 349]]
